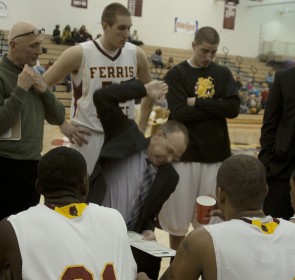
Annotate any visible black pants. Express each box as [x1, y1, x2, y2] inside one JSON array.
[[132, 247, 161, 280], [0, 156, 40, 220], [264, 178, 294, 220]]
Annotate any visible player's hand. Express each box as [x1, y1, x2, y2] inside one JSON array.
[[144, 80, 168, 104], [136, 272, 152, 280], [17, 64, 34, 91], [141, 230, 156, 241], [60, 121, 92, 146]]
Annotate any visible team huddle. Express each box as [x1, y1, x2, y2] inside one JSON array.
[[0, 2, 295, 280]]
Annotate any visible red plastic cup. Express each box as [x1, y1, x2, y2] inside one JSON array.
[[51, 138, 64, 146], [196, 196, 216, 224], [51, 137, 70, 147]]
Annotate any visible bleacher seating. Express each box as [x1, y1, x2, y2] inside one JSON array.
[[0, 30, 276, 125], [142, 45, 274, 91], [0, 30, 281, 85]]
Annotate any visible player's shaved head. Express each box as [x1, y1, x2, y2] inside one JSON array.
[[217, 154, 267, 210], [38, 147, 88, 197]]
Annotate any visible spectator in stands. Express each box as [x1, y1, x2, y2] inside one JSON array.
[[71, 27, 79, 44], [63, 74, 72, 93], [51, 24, 61, 44], [131, 29, 138, 41], [265, 69, 274, 88], [239, 92, 249, 114], [34, 60, 46, 75], [45, 58, 54, 71], [61, 25, 72, 45], [166, 57, 174, 69], [246, 93, 260, 114], [259, 66, 295, 220], [150, 48, 165, 68], [260, 83, 270, 109], [129, 29, 144, 46], [41, 47, 48, 54], [77, 25, 92, 43], [138, 154, 295, 280], [246, 79, 253, 92]]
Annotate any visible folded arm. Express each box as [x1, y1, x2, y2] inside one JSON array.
[[166, 67, 240, 125]]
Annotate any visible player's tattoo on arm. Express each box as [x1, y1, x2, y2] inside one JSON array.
[[182, 237, 190, 253]]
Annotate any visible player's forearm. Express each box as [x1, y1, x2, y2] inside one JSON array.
[[138, 96, 153, 133]]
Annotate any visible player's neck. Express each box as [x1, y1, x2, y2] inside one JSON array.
[[232, 209, 266, 219], [99, 36, 119, 53], [187, 56, 202, 68], [44, 196, 84, 208]]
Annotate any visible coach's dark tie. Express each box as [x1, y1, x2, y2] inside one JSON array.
[[127, 160, 155, 230]]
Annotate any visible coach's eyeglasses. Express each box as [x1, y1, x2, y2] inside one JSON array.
[[11, 28, 45, 40]]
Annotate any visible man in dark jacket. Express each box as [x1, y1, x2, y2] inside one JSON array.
[[88, 79, 189, 279], [259, 66, 295, 220]]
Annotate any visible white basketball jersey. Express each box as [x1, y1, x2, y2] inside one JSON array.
[[70, 40, 137, 132], [8, 203, 137, 280], [204, 217, 295, 280]]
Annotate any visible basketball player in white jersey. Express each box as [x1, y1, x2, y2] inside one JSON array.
[[137, 154, 295, 280], [0, 147, 137, 280], [43, 3, 153, 174]]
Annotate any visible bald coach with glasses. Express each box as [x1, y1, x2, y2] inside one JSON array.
[[0, 21, 65, 221]]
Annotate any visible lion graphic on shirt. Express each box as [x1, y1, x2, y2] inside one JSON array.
[[195, 77, 215, 98]]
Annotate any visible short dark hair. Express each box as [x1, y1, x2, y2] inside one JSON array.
[[101, 2, 131, 26], [292, 170, 295, 183], [38, 147, 87, 195], [194, 26, 220, 45], [217, 154, 267, 210], [159, 120, 189, 147]]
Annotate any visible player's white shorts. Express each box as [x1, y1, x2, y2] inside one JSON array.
[[70, 127, 104, 175], [158, 161, 222, 236]]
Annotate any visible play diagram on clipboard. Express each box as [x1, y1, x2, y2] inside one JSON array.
[[128, 231, 176, 258]]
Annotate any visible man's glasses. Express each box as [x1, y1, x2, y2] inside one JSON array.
[[11, 28, 45, 40]]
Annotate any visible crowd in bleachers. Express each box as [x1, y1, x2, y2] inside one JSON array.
[[236, 70, 273, 114], [51, 24, 93, 45]]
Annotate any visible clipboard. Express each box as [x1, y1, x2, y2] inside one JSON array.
[[0, 113, 21, 140], [128, 231, 176, 258]]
